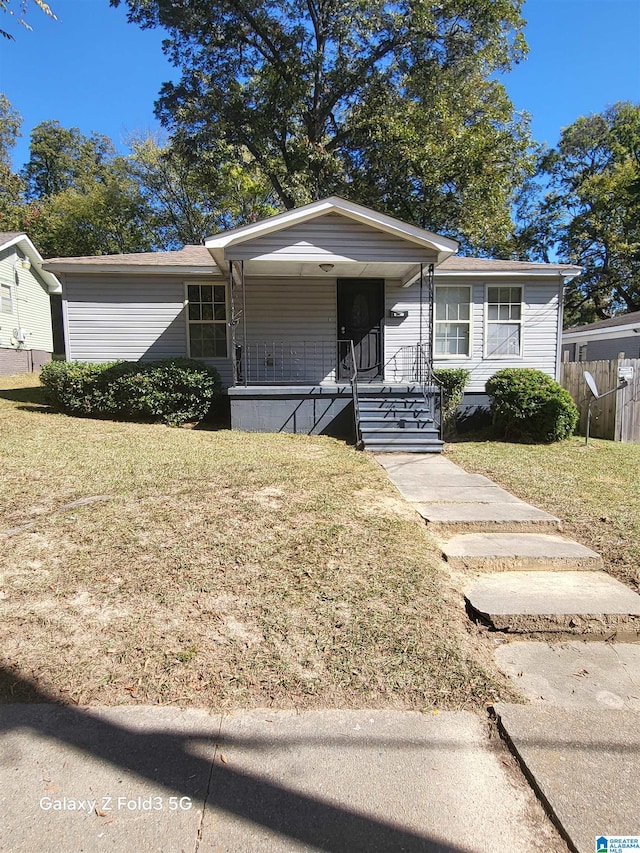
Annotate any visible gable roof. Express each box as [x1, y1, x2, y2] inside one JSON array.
[[204, 196, 459, 265], [43, 245, 218, 276], [0, 232, 62, 294], [564, 310, 640, 335]]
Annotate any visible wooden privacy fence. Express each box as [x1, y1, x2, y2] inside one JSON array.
[[560, 358, 640, 443]]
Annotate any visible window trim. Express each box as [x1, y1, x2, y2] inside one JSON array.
[[184, 280, 229, 360], [433, 284, 472, 359], [1, 282, 13, 314], [484, 283, 524, 360]]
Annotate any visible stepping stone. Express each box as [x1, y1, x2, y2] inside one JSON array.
[[443, 533, 603, 571], [495, 641, 640, 709], [416, 502, 562, 534], [465, 571, 640, 635], [495, 703, 640, 853]]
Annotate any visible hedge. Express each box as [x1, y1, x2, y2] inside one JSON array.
[[40, 358, 222, 426], [485, 368, 579, 443]]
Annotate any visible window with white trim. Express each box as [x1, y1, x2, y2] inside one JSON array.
[[1, 283, 13, 314], [187, 283, 228, 358], [486, 286, 522, 357], [435, 286, 471, 357]]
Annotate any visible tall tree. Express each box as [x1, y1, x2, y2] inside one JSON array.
[[515, 102, 640, 324], [0, 93, 25, 229], [112, 0, 532, 251], [127, 133, 278, 246]]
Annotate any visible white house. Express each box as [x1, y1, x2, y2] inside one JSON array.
[[0, 232, 62, 374], [43, 197, 581, 451]]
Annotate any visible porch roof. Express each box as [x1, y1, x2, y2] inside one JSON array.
[[204, 197, 458, 281]]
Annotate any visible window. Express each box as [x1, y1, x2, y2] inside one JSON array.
[[577, 343, 588, 362], [187, 283, 228, 358], [486, 286, 522, 357], [435, 286, 471, 357], [1, 283, 12, 314]]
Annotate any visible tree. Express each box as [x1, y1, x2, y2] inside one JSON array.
[[0, 93, 25, 229], [22, 120, 116, 199], [112, 0, 532, 251], [515, 103, 640, 324], [127, 133, 278, 247], [1, 0, 56, 41]]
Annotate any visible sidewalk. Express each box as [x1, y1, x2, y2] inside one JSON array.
[[376, 452, 640, 853], [0, 705, 566, 852]]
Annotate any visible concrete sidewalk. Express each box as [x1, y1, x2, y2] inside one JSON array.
[[0, 706, 567, 853]]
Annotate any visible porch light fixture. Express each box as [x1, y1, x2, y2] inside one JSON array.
[[14, 257, 31, 271], [319, 263, 334, 272]]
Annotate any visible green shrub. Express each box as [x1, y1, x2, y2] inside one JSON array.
[[434, 368, 470, 437], [485, 368, 579, 443], [41, 358, 222, 426]]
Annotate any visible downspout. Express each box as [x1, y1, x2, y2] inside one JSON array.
[[229, 261, 237, 386], [61, 273, 71, 361], [555, 272, 566, 382]]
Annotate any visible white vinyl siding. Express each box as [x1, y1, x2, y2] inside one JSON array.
[[432, 279, 560, 391], [486, 285, 523, 357], [242, 276, 336, 382], [228, 213, 436, 263], [63, 274, 233, 385], [434, 285, 472, 357]]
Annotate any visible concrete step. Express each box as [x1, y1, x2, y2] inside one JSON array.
[[494, 640, 640, 709], [364, 440, 444, 454], [358, 400, 434, 412], [360, 428, 441, 443], [359, 408, 434, 420], [416, 502, 562, 534], [442, 533, 603, 571], [465, 571, 640, 635]]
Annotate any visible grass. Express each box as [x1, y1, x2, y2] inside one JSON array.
[[447, 432, 640, 592], [0, 373, 514, 711]]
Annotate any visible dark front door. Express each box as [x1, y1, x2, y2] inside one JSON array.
[[337, 278, 384, 380]]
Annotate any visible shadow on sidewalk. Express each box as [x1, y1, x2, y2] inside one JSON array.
[[0, 667, 465, 853]]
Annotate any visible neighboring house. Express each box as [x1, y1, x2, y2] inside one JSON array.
[[43, 197, 581, 451], [562, 311, 640, 362], [0, 232, 62, 375]]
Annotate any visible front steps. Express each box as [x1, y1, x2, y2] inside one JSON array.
[[357, 384, 443, 453]]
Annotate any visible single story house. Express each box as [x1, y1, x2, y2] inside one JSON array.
[[562, 310, 640, 362], [0, 232, 62, 374], [43, 197, 581, 451]]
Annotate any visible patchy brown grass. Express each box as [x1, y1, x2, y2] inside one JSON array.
[[0, 373, 514, 710], [446, 435, 640, 592]]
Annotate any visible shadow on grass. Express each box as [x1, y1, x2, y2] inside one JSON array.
[[0, 666, 468, 853], [0, 385, 48, 406]]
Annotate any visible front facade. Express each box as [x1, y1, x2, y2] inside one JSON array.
[[44, 198, 580, 445], [0, 233, 61, 374], [562, 311, 640, 362]]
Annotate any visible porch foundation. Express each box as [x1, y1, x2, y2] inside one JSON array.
[[228, 385, 355, 438]]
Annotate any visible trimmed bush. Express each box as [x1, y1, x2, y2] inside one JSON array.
[[485, 368, 579, 443], [434, 368, 470, 437], [41, 358, 222, 426]]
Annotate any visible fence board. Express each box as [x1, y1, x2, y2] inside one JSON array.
[[561, 358, 640, 443]]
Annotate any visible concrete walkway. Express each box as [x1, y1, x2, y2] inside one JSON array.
[[0, 706, 567, 852], [376, 452, 640, 853]]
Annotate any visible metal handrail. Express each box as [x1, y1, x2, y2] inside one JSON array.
[[349, 339, 363, 448]]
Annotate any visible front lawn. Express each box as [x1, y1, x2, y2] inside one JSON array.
[[0, 374, 512, 710], [447, 435, 640, 592]]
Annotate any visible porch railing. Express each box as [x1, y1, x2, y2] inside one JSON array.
[[238, 340, 347, 384], [383, 343, 443, 433]]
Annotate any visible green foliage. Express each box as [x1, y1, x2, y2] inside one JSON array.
[[112, 0, 532, 253], [513, 102, 640, 324], [40, 359, 222, 426], [434, 368, 470, 437], [485, 368, 579, 443]]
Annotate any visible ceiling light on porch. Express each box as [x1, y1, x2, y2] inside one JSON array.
[[319, 263, 334, 272]]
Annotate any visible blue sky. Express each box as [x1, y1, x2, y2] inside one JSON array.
[[1, 0, 639, 170]]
